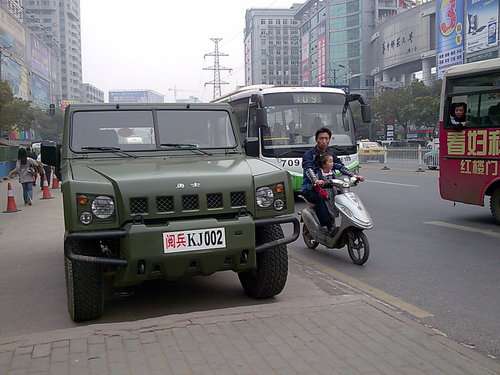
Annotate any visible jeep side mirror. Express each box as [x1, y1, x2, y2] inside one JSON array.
[[244, 137, 259, 157], [41, 141, 61, 178], [361, 104, 371, 123]]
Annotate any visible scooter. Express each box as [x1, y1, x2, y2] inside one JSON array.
[[299, 176, 373, 265]]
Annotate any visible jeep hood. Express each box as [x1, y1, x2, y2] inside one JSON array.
[[69, 156, 281, 216]]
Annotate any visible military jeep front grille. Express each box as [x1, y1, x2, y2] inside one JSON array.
[[182, 195, 199, 211], [130, 198, 148, 214], [231, 192, 246, 207], [207, 193, 223, 209], [156, 196, 174, 213]]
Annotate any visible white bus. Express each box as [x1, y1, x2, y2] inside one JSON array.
[[214, 85, 371, 192]]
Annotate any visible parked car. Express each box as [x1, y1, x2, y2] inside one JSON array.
[[358, 140, 385, 163]]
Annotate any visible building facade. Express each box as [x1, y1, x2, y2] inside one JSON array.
[[24, 0, 82, 102], [0, 1, 60, 107], [370, 1, 436, 90], [108, 90, 164, 104], [244, 6, 302, 86], [81, 83, 104, 103]]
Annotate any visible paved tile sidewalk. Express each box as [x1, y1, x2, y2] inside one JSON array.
[[1, 295, 499, 375]]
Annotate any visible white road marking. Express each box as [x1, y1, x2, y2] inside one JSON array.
[[291, 253, 434, 319], [366, 179, 420, 188], [424, 221, 500, 239]]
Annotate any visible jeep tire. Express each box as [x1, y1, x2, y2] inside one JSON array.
[[239, 224, 288, 299], [65, 239, 104, 322]]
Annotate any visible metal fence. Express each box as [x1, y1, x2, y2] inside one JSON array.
[[359, 146, 439, 171]]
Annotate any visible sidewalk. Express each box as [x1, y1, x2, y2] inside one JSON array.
[[1, 294, 499, 375], [0, 178, 55, 213]]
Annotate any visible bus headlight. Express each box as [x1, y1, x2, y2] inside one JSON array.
[[256, 187, 274, 208], [91, 196, 115, 219]]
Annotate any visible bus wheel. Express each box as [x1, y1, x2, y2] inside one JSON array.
[[490, 188, 500, 225]]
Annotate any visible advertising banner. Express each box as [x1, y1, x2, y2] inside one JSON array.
[[31, 74, 50, 109], [318, 34, 326, 86], [30, 37, 50, 79], [466, 0, 498, 53], [436, 0, 465, 78]]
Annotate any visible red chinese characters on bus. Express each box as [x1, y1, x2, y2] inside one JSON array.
[[447, 130, 500, 177]]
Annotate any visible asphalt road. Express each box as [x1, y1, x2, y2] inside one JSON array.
[[291, 163, 500, 359], [1, 167, 499, 361]]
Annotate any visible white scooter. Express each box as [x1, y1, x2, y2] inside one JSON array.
[[299, 176, 373, 265]]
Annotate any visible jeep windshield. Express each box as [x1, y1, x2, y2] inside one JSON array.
[[71, 110, 237, 152]]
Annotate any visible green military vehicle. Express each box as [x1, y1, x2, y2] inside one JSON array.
[[42, 101, 299, 322]]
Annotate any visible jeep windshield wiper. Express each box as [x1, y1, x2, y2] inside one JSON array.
[[160, 143, 212, 156], [81, 146, 138, 158]]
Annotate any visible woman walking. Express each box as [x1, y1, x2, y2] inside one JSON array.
[[5, 148, 42, 206]]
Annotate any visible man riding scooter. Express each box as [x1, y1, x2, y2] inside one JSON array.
[[301, 127, 364, 234]]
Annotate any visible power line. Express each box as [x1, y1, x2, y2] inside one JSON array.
[[203, 38, 232, 100]]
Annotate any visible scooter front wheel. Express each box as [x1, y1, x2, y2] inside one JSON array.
[[302, 224, 319, 249], [347, 230, 370, 265]]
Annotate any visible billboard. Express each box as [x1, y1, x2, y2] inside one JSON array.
[[2, 58, 29, 99], [0, 7, 26, 61], [466, 0, 498, 53], [31, 74, 50, 109], [109, 90, 164, 103], [436, 0, 465, 78], [30, 37, 50, 80], [109, 90, 150, 103]]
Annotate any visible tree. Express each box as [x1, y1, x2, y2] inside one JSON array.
[[34, 109, 64, 142], [372, 80, 441, 139]]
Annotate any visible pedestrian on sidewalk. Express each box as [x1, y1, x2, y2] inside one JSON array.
[[4, 148, 43, 206]]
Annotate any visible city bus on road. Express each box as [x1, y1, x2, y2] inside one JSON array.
[[214, 85, 371, 192], [439, 58, 500, 223]]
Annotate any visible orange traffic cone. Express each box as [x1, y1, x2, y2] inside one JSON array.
[[51, 174, 60, 189], [41, 175, 53, 200], [3, 182, 20, 213]]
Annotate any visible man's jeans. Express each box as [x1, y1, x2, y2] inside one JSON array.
[[302, 190, 333, 229]]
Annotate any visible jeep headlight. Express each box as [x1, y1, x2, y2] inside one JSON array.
[[256, 186, 274, 208], [91, 196, 115, 219]]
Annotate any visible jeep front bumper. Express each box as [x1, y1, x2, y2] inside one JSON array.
[[65, 214, 299, 285]]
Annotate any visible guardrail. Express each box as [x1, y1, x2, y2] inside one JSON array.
[[360, 146, 439, 171]]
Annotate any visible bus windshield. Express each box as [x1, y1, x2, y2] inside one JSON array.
[[261, 92, 354, 158]]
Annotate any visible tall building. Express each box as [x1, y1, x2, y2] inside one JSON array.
[[108, 90, 164, 104], [81, 83, 104, 103], [244, 5, 302, 86], [1, 0, 23, 22], [24, 0, 82, 102], [295, 0, 402, 94]]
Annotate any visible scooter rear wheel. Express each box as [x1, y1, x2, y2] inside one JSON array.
[[302, 224, 319, 249], [347, 230, 370, 265]]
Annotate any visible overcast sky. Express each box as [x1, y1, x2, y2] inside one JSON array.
[[81, 0, 296, 102]]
